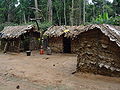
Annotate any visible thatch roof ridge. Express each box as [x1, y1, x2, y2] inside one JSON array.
[[0, 25, 37, 39], [44, 24, 120, 47], [99, 24, 120, 47]]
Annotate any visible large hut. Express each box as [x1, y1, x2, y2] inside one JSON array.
[[45, 24, 120, 77], [0, 25, 40, 52]]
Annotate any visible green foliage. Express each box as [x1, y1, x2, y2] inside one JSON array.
[[108, 16, 120, 25], [0, 0, 119, 27], [92, 12, 120, 25], [38, 22, 52, 31], [92, 12, 109, 24]]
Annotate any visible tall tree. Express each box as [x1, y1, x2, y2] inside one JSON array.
[[34, 0, 39, 18], [63, 0, 67, 25], [0, 0, 119, 28], [3, 0, 17, 22], [47, 0, 53, 23], [70, 0, 74, 26], [83, 0, 86, 24]]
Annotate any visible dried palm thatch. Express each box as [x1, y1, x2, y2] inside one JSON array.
[[44, 25, 85, 38], [44, 24, 120, 47], [0, 25, 37, 39]]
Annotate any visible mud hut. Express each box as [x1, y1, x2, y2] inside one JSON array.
[[0, 25, 40, 52], [75, 24, 120, 77], [45, 24, 120, 77], [44, 25, 85, 53]]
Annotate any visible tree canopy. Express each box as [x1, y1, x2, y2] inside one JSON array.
[[0, 0, 119, 30]]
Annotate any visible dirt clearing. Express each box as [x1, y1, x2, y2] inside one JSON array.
[[0, 51, 120, 90]]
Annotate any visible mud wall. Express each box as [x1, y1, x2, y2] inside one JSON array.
[[1, 37, 39, 52], [2, 39, 21, 52], [77, 29, 120, 77], [48, 36, 63, 53], [71, 37, 80, 53], [10, 40, 20, 52], [48, 36, 82, 53], [29, 37, 39, 50]]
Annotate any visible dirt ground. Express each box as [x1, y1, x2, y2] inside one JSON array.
[[0, 51, 120, 90]]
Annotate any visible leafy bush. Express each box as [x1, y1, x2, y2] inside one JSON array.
[[38, 22, 52, 31], [92, 12, 120, 26], [92, 12, 109, 24], [108, 16, 120, 25]]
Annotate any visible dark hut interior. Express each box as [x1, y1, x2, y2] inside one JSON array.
[[63, 37, 71, 53]]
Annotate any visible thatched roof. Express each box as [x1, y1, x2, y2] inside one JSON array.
[[0, 25, 37, 39], [44, 24, 120, 47]]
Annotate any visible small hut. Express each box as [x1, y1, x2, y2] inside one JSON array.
[[0, 25, 40, 52], [45, 24, 120, 77], [44, 25, 85, 53]]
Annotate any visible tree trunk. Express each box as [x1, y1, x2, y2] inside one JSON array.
[[23, 12, 26, 24], [83, 0, 85, 25], [7, 4, 11, 22], [59, 16, 61, 25], [79, 0, 82, 25], [47, 0, 53, 23], [34, 0, 39, 18], [93, 5, 95, 18], [71, 0, 74, 26], [64, 0, 67, 25], [56, 11, 61, 25], [102, 0, 105, 14]]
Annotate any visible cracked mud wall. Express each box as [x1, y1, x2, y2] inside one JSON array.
[[71, 37, 80, 53], [48, 36, 80, 53], [77, 29, 120, 77], [48, 36, 63, 53]]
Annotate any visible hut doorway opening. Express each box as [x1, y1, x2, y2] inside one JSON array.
[[20, 35, 30, 51], [63, 37, 71, 53], [23, 38, 30, 51]]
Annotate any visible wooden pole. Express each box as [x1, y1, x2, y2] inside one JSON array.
[[3, 42, 8, 53]]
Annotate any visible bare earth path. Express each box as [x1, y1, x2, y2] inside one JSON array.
[[0, 51, 120, 90]]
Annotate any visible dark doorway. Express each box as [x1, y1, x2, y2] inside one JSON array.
[[63, 37, 71, 53], [23, 38, 30, 51], [21, 35, 30, 51]]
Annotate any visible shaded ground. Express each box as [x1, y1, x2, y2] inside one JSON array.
[[0, 51, 120, 90]]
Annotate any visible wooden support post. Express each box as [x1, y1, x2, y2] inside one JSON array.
[[3, 42, 8, 53]]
